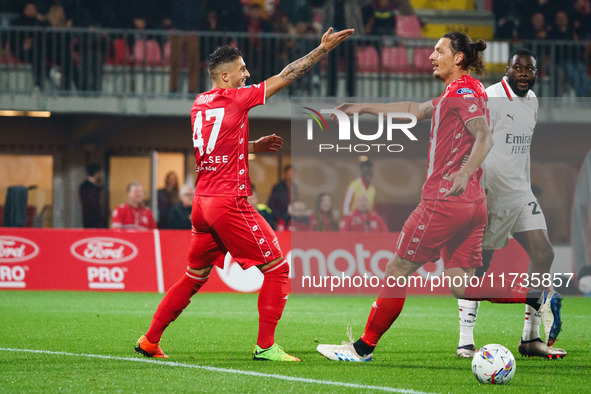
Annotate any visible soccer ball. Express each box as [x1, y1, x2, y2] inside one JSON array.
[[471, 344, 516, 385]]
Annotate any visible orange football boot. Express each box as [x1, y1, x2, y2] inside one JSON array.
[[134, 335, 168, 358]]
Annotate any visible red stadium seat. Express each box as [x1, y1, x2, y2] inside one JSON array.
[[162, 40, 171, 66], [1, 42, 20, 64], [108, 38, 131, 65], [381, 45, 410, 73], [396, 15, 422, 38], [356, 45, 379, 72], [412, 47, 433, 73], [133, 40, 162, 66]]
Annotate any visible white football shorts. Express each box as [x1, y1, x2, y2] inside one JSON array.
[[482, 198, 548, 250]]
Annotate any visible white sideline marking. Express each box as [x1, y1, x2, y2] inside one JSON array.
[[2, 347, 432, 394]]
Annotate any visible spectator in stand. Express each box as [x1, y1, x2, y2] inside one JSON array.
[[289, 200, 311, 231], [9, 2, 46, 89], [310, 192, 339, 231], [67, 0, 103, 28], [276, 1, 319, 94], [248, 184, 276, 229], [201, 8, 225, 60], [548, 10, 575, 40], [519, 12, 549, 74], [245, 0, 278, 21], [208, 0, 245, 32], [111, 182, 156, 230], [548, 10, 590, 97], [530, 0, 558, 24], [245, 3, 275, 34], [280, 0, 314, 29], [320, 0, 364, 96], [364, 0, 397, 36], [244, 3, 276, 82], [129, 13, 148, 47], [394, 0, 415, 15], [340, 194, 388, 233], [167, 184, 193, 230], [157, 171, 180, 229], [268, 165, 296, 230], [492, 0, 524, 39], [79, 163, 108, 228], [570, 0, 591, 40], [342, 160, 376, 217], [168, 0, 204, 95], [69, 0, 109, 92], [520, 12, 548, 40], [45, 4, 79, 90]]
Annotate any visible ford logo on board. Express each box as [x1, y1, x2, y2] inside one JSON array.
[[71, 237, 138, 264], [0, 236, 39, 263]]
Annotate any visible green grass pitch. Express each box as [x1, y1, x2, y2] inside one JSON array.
[[1, 291, 589, 393]]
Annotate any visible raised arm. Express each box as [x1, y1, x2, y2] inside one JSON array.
[[444, 117, 493, 197], [264, 27, 355, 99], [333, 100, 434, 122]]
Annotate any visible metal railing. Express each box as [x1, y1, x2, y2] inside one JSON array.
[[1, 27, 590, 99]]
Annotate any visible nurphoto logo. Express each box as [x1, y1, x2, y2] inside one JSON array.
[[303, 107, 418, 153]]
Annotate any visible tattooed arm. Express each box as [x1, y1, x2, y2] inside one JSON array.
[[265, 27, 354, 99], [333, 100, 433, 122]]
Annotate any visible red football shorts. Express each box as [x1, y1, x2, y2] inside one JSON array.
[[395, 198, 487, 268], [188, 196, 283, 270]]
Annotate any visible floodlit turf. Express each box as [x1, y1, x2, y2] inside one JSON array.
[[1, 291, 589, 393]]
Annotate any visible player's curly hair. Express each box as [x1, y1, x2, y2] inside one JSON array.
[[207, 45, 243, 79], [508, 48, 537, 64], [442, 31, 488, 76]]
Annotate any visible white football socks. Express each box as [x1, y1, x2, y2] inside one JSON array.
[[522, 304, 541, 341], [458, 299, 480, 347]]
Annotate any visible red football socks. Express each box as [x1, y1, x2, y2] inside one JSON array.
[[145, 271, 209, 343], [360, 283, 407, 347], [257, 260, 289, 349]]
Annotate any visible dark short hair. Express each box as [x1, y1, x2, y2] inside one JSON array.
[[360, 160, 373, 168], [208, 45, 242, 78], [442, 31, 487, 76], [508, 48, 537, 65], [86, 163, 102, 177]]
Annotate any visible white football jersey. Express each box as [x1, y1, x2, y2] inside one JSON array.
[[483, 77, 538, 208]]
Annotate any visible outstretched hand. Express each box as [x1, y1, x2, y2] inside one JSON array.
[[330, 102, 362, 122], [320, 27, 355, 52], [253, 134, 283, 152]]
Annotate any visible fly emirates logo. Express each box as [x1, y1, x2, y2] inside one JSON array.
[[303, 107, 418, 153]]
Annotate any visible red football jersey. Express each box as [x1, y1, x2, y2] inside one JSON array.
[[111, 203, 156, 230], [190, 82, 266, 196], [422, 75, 489, 203]]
